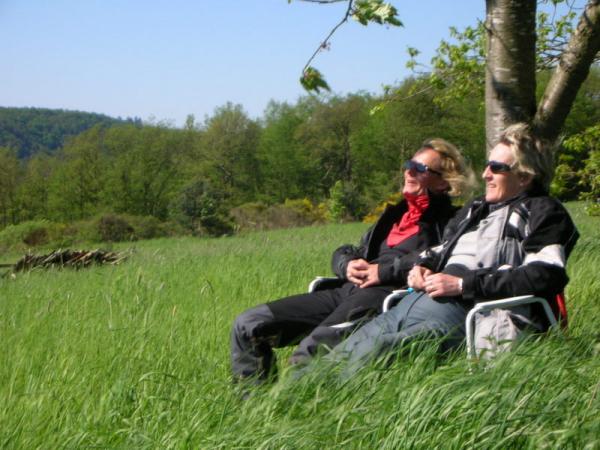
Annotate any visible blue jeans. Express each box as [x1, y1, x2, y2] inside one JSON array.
[[327, 291, 469, 373]]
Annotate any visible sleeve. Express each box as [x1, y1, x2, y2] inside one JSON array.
[[458, 200, 579, 301], [330, 226, 372, 279], [377, 251, 421, 285]]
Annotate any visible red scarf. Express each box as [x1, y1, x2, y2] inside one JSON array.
[[386, 193, 429, 247]]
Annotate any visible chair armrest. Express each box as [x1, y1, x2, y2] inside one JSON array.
[[465, 295, 558, 360], [308, 276, 344, 293], [382, 289, 411, 312]]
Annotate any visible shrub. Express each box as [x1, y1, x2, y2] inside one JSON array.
[[97, 214, 135, 242], [229, 202, 268, 231], [585, 202, 600, 216], [362, 192, 403, 224], [230, 199, 327, 231], [551, 125, 600, 202], [195, 214, 235, 237], [126, 215, 168, 240], [580, 148, 600, 203], [64, 219, 99, 244], [171, 179, 234, 237], [327, 180, 366, 223], [0, 220, 65, 252]]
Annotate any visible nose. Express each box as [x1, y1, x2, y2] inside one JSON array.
[[482, 164, 492, 179]]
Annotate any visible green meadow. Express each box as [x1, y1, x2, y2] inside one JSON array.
[[1, 203, 599, 449]]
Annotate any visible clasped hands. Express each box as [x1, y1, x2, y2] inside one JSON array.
[[346, 259, 380, 288], [347, 260, 463, 296], [407, 265, 463, 297]]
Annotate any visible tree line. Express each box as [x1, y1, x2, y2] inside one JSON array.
[[1, 71, 599, 238], [0, 107, 141, 159]]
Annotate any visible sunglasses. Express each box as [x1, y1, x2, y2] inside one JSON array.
[[404, 160, 442, 176], [485, 160, 515, 174]]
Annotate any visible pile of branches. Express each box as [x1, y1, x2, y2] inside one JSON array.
[[4, 249, 129, 274]]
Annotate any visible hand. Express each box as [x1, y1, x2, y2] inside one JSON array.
[[423, 273, 463, 297], [359, 264, 380, 288], [346, 259, 369, 286], [407, 265, 433, 291]]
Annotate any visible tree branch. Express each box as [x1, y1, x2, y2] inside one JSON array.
[[302, 0, 355, 73], [297, 0, 349, 3], [535, 0, 600, 142]]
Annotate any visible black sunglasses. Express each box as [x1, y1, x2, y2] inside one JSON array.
[[404, 160, 442, 176], [485, 160, 514, 174]]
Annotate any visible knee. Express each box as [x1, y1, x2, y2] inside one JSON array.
[[232, 304, 273, 340], [232, 308, 255, 340]]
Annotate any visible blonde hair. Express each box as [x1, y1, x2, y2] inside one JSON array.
[[420, 138, 476, 198], [498, 123, 555, 193]]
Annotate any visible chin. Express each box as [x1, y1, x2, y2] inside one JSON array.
[[485, 191, 498, 203]]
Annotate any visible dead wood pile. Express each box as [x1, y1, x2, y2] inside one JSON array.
[[5, 249, 128, 274]]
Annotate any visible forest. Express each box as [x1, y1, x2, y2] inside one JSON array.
[[1, 69, 599, 247]]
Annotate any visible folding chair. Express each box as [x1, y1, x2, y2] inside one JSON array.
[[464, 293, 567, 359], [308, 276, 344, 293], [381, 289, 567, 359]]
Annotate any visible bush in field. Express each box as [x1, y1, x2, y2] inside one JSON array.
[[171, 180, 234, 237], [580, 146, 600, 203], [0, 220, 65, 252], [229, 202, 267, 230], [231, 198, 328, 231], [64, 214, 174, 245], [125, 215, 169, 240], [281, 198, 328, 225], [97, 214, 135, 242], [96, 214, 172, 242], [328, 180, 365, 222], [552, 124, 600, 204], [362, 191, 403, 224]]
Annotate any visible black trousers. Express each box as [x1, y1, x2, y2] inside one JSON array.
[[230, 282, 395, 380]]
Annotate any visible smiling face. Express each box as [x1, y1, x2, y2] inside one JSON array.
[[402, 148, 450, 196], [483, 143, 532, 203]]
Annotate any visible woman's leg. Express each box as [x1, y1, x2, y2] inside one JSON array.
[[328, 291, 469, 373], [290, 285, 394, 364], [230, 285, 352, 380]]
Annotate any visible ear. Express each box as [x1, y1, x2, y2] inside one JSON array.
[[433, 177, 450, 194], [518, 173, 534, 188]]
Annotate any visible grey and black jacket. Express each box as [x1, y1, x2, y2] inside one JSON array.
[[331, 192, 458, 286], [417, 190, 579, 323]]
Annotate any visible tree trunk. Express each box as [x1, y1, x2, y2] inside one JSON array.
[[534, 0, 600, 142], [485, 0, 537, 151]]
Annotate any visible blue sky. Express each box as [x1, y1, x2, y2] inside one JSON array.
[[3, 1, 488, 126]]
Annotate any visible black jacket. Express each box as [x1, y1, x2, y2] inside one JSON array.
[[331, 193, 458, 286], [418, 191, 579, 322]]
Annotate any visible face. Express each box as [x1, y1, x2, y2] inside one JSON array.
[[402, 148, 450, 196], [483, 143, 531, 203]]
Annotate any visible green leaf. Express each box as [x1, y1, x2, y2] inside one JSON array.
[[352, 0, 402, 27], [369, 104, 385, 115], [300, 67, 331, 93]]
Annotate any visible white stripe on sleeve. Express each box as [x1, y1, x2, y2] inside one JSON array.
[[523, 244, 566, 268]]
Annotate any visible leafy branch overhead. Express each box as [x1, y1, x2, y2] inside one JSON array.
[[295, 0, 402, 93], [404, 0, 599, 109]]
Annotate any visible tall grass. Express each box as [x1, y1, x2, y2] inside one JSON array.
[[1, 207, 599, 449]]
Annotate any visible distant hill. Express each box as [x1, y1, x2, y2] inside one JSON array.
[[0, 107, 141, 158]]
